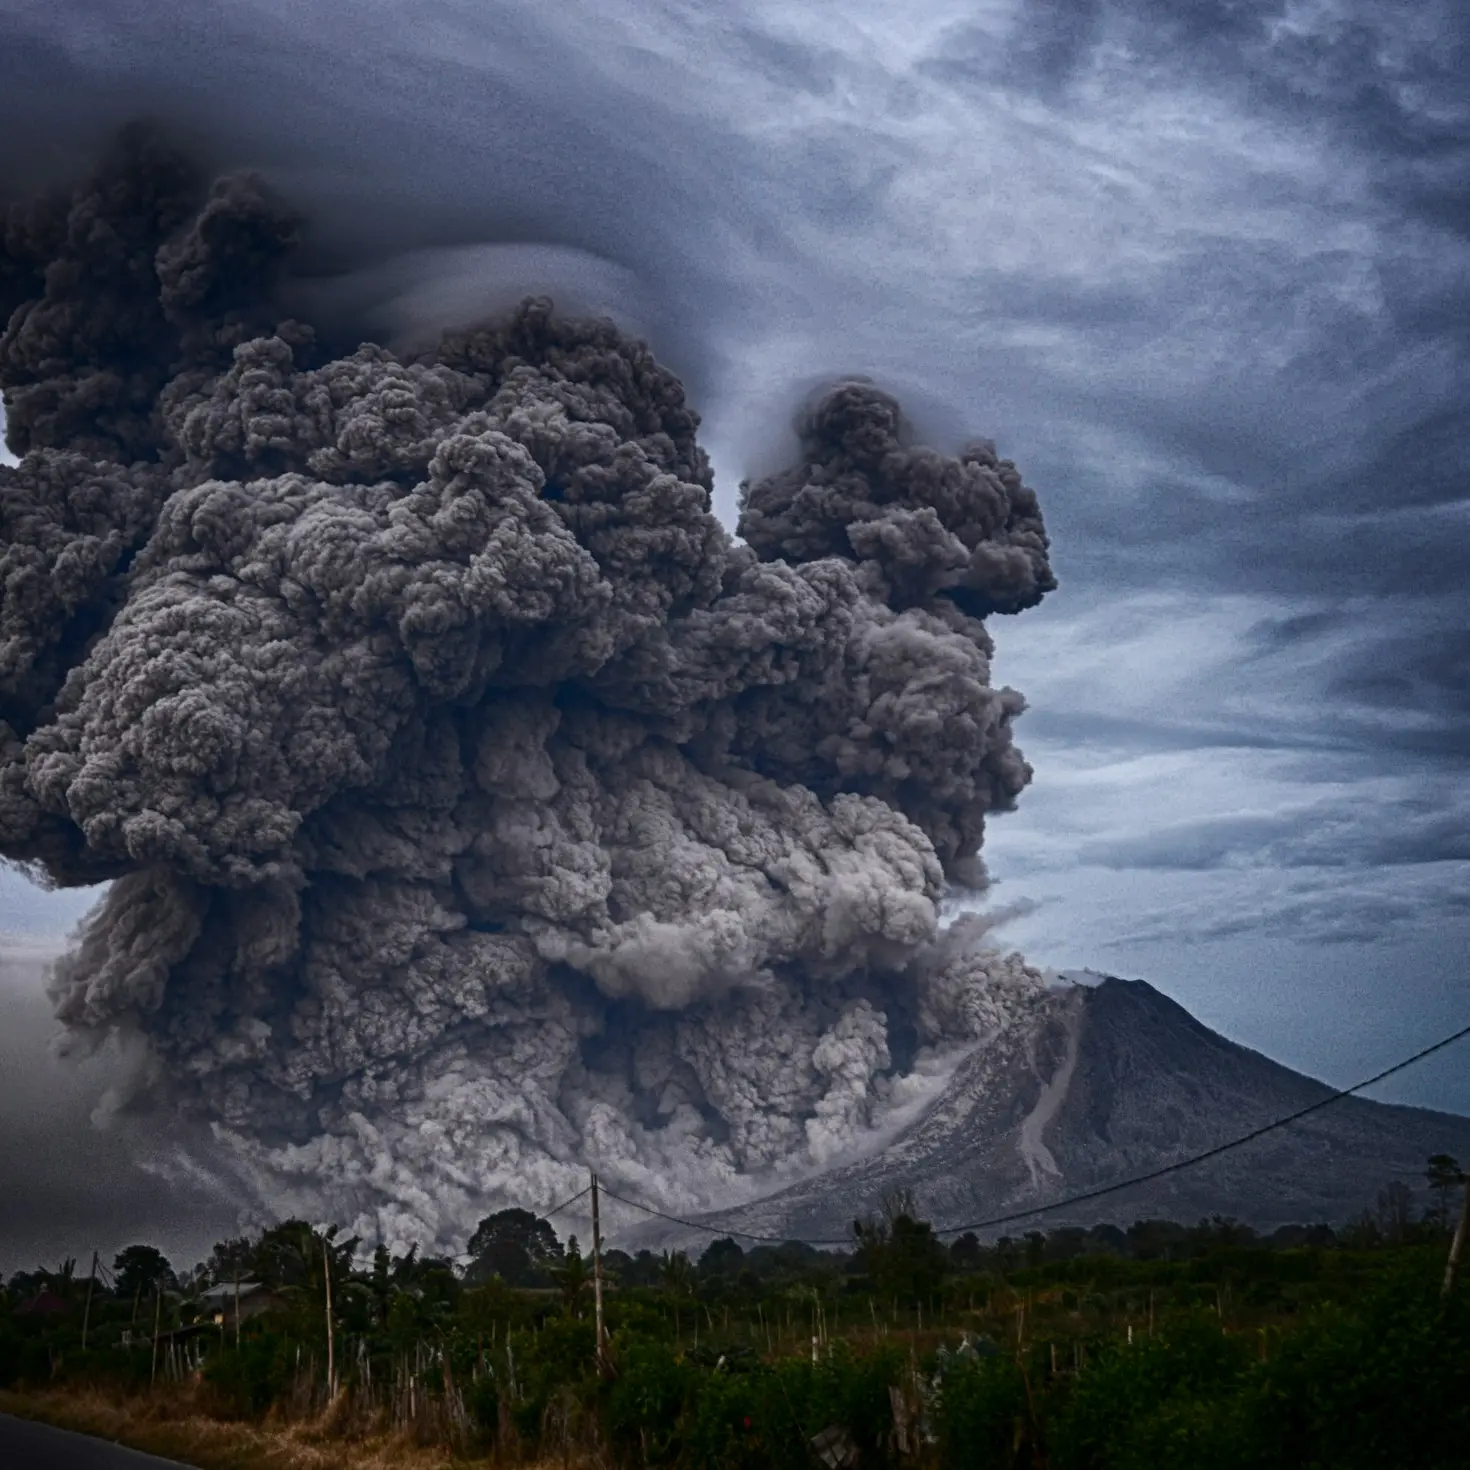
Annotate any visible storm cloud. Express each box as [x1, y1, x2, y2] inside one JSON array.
[[2, 0, 1468, 1257], [0, 128, 1054, 1249]]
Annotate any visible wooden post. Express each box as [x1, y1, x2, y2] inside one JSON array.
[[234, 1269, 242, 1349], [591, 1172, 606, 1375], [1443, 1168, 1470, 1297], [150, 1287, 162, 1387], [81, 1252, 97, 1351], [323, 1235, 336, 1399]]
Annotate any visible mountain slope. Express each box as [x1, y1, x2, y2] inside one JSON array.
[[666, 976, 1470, 1244]]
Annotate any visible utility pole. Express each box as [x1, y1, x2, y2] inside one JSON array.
[[323, 1234, 337, 1399], [1444, 1166, 1470, 1297], [234, 1268, 242, 1349], [591, 1171, 606, 1375], [81, 1252, 97, 1351], [150, 1287, 162, 1387]]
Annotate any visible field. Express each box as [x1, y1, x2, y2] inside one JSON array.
[[3, 1201, 1468, 1469]]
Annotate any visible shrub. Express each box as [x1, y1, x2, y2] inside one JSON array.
[[468, 1374, 499, 1439], [606, 1340, 693, 1465], [203, 1332, 294, 1417], [1049, 1313, 1251, 1470], [1245, 1264, 1470, 1470], [935, 1354, 1032, 1470]]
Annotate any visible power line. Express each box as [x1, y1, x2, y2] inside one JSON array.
[[449, 1184, 595, 1263], [541, 1184, 593, 1221], [597, 1182, 853, 1248], [596, 1017, 1470, 1248], [934, 1017, 1470, 1237]]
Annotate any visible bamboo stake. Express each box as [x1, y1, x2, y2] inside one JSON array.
[[150, 1288, 162, 1387], [81, 1252, 97, 1351], [323, 1234, 336, 1400], [1444, 1167, 1470, 1297]]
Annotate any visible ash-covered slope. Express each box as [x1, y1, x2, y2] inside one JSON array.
[[667, 976, 1470, 1243]]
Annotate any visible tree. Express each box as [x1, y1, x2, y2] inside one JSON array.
[[370, 1243, 393, 1326], [659, 1251, 694, 1340], [466, 1208, 564, 1286], [1046, 1227, 1091, 1262], [1189, 1215, 1256, 1251], [1341, 1208, 1383, 1250], [603, 1248, 636, 1285], [1125, 1218, 1188, 1261], [1375, 1181, 1416, 1245], [1087, 1223, 1129, 1255], [249, 1220, 354, 1293], [251, 1221, 319, 1290], [950, 1232, 984, 1272], [1427, 1155, 1464, 1231], [112, 1245, 174, 1302], [619, 1249, 663, 1289], [854, 1211, 949, 1305], [698, 1236, 745, 1278], [555, 1236, 591, 1316], [42, 1257, 78, 1299], [206, 1235, 257, 1286], [659, 1250, 694, 1298]]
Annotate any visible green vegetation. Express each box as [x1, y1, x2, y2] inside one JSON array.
[[2, 1162, 1467, 1468]]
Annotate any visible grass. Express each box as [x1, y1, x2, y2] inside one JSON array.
[[0, 1384, 590, 1470]]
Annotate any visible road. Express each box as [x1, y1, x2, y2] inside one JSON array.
[[0, 1413, 193, 1468]]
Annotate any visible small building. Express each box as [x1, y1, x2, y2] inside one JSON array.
[[196, 1281, 284, 1329]]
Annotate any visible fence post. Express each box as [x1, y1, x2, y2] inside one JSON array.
[[1443, 1168, 1470, 1297]]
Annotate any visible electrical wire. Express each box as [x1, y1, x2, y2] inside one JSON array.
[[597, 1182, 853, 1246], [539, 1184, 593, 1221], [448, 1184, 595, 1263], [595, 1017, 1470, 1246], [51, 1019, 1470, 1276], [934, 1017, 1470, 1237]]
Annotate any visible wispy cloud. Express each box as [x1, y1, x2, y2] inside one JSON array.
[[2, 0, 1467, 1136]]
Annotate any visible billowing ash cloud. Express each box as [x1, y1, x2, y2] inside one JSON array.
[[1, 127, 1055, 1249]]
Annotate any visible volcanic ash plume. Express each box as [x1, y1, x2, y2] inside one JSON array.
[[0, 130, 1056, 1249]]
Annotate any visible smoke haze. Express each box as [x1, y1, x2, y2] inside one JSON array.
[[0, 128, 1053, 1249]]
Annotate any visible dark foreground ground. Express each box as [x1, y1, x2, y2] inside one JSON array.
[[0, 1412, 191, 1469]]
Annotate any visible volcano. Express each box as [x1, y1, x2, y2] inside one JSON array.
[[653, 974, 1470, 1244]]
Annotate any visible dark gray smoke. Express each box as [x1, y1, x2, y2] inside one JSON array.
[[0, 128, 1055, 1248]]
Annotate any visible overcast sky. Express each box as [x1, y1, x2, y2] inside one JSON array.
[[2, 0, 1468, 1269]]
